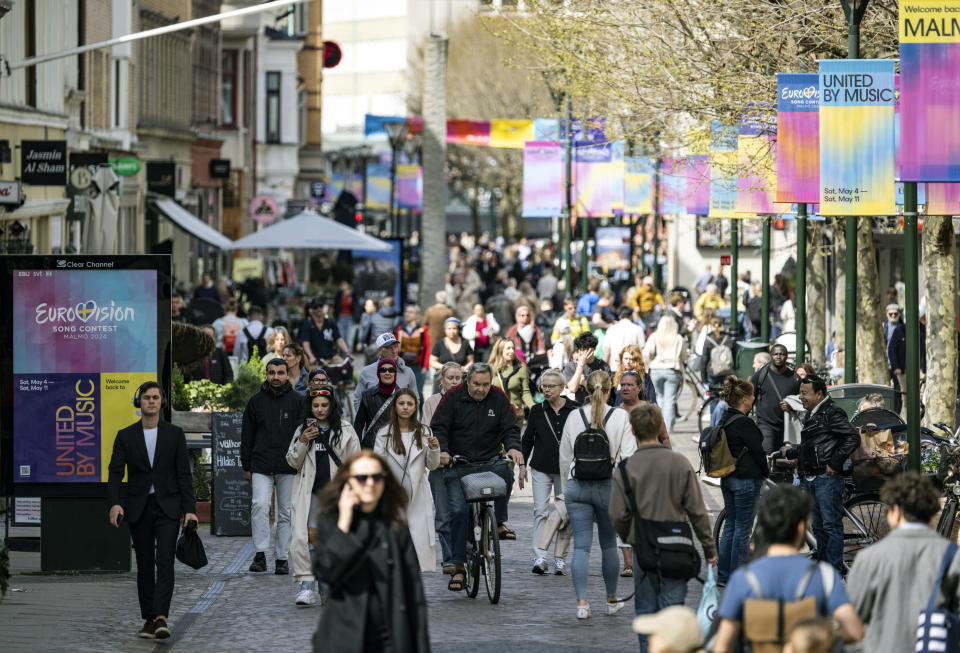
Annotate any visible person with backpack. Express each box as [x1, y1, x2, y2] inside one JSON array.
[[712, 485, 863, 653], [847, 471, 960, 653], [701, 317, 735, 386], [610, 403, 715, 653], [748, 343, 799, 454], [558, 370, 637, 620], [212, 298, 247, 356], [711, 377, 768, 585], [234, 305, 272, 362]]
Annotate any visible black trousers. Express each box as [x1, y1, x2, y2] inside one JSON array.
[[129, 495, 180, 619]]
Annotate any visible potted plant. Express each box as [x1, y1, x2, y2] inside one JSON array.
[[192, 453, 212, 523]]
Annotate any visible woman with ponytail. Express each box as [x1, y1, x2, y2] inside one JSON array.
[[716, 376, 769, 585], [558, 370, 637, 620]]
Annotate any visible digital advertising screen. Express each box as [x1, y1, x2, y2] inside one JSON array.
[[0, 256, 171, 494]]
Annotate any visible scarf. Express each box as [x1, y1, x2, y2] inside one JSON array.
[[377, 357, 398, 395]]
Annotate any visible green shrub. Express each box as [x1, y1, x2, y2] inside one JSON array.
[[192, 452, 211, 501], [219, 347, 266, 412]]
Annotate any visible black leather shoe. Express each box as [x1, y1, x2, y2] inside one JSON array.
[[137, 618, 157, 639], [275, 559, 289, 575], [249, 552, 267, 572]]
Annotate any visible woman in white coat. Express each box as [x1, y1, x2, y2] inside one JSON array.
[[462, 303, 500, 362], [286, 386, 360, 607], [372, 388, 442, 572]]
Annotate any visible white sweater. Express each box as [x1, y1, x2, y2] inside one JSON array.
[[558, 405, 638, 493]]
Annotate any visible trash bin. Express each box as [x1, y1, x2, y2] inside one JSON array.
[[736, 340, 769, 380]]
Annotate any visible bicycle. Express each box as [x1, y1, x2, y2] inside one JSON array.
[[319, 356, 355, 421], [451, 456, 507, 604], [677, 361, 710, 425], [709, 455, 889, 573]]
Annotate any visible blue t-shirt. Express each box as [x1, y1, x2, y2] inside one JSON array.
[[576, 292, 599, 316], [718, 554, 850, 622]]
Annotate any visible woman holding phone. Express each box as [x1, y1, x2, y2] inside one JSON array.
[[312, 451, 430, 652], [286, 386, 360, 607], [372, 389, 442, 571]]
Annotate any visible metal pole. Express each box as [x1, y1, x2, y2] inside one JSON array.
[[564, 95, 574, 294], [796, 207, 808, 364], [653, 159, 662, 290], [761, 215, 771, 342], [581, 214, 589, 293], [904, 183, 921, 471], [388, 146, 398, 237], [731, 219, 740, 338]]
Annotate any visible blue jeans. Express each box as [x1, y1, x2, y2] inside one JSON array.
[[633, 557, 688, 653], [718, 476, 762, 584], [801, 473, 845, 571], [336, 315, 354, 350], [429, 468, 452, 567], [443, 459, 513, 565], [565, 478, 619, 602], [650, 369, 682, 431], [710, 399, 728, 428]]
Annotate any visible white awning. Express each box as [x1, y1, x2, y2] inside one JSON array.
[[152, 197, 233, 250], [0, 198, 71, 218]]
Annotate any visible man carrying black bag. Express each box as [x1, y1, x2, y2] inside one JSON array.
[[108, 381, 197, 641], [609, 403, 716, 653]]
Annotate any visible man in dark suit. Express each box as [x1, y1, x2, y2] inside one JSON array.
[[108, 381, 197, 640]]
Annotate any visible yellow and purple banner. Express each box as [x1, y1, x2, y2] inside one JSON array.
[[522, 141, 563, 217], [624, 156, 654, 214], [12, 269, 158, 483], [709, 121, 739, 218], [610, 141, 625, 214], [397, 164, 422, 210], [819, 59, 896, 216], [489, 120, 535, 149], [736, 117, 778, 216], [365, 161, 391, 210], [899, 0, 960, 181], [777, 73, 820, 203]]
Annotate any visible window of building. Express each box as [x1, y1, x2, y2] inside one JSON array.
[[221, 50, 237, 126], [266, 72, 281, 144]]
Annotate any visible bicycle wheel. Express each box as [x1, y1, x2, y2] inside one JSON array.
[[842, 494, 888, 565], [465, 514, 481, 598], [698, 396, 721, 436], [481, 505, 501, 604], [712, 507, 726, 552], [676, 375, 700, 423]]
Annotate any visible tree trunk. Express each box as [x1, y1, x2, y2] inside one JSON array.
[[833, 217, 845, 358], [806, 220, 826, 366], [855, 218, 889, 385], [419, 35, 449, 308], [923, 215, 958, 429], [471, 180, 481, 239]]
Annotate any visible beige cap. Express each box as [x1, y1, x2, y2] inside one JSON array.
[[632, 606, 702, 652]]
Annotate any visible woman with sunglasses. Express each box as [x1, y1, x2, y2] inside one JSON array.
[[312, 450, 429, 652], [354, 358, 399, 449], [286, 386, 360, 607], [372, 389, 441, 571], [283, 343, 311, 395], [308, 368, 329, 390]]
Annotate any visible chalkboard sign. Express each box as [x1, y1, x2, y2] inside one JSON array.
[[211, 411, 251, 536]]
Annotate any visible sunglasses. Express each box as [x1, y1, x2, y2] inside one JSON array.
[[309, 389, 332, 397], [379, 367, 396, 373], [351, 473, 386, 485]]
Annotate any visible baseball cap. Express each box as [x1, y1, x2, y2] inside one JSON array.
[[632, 606, 702, 652], [375, 333, 399, 349]]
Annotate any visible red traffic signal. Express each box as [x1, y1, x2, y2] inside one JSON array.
[[323, 41, 342, 68], [354, 211, 362, 223]]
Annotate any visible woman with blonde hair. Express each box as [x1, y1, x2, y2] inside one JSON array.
[[372, 389, 441, 571], [267, 326, 290, 362], [614, 344, 656, 404], [559, 370, 637, 620], [489, 338, 535, 428], [643, 316, 688, 431]]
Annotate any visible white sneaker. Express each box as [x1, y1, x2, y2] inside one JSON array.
[[576, 603, 591, 620], [605, 599, 625, 615], [532, 557, 548, 575], [295, 589, 318, 606], [702, 476, 721, 487], [554, 558, 567, 575]]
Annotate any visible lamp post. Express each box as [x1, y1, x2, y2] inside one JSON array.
[[384, 120, 409, 237], [402, 133, 422, 237]]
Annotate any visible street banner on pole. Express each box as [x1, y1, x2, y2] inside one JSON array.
[[447, 120, 491, 146], [489, 120, 535, 148], [522, 141, 563, 217], [534, 119, 560, 140], [397, 164, 422, 210], [818, 59, 896, 216], [594, 226, 631, 269], [365, 162, 391, 210], [927, 183, 960, 214], [736, 117, 777, 216], [659, 158, 688, 215], [624, 156, 654, 214], [573, 141, 614, 217], [776, 73, 820, 203], [610, 141, 625, 214], [899, 0, 960, 181], [685, 155, 711, 215], [709, 121, 738, 218]]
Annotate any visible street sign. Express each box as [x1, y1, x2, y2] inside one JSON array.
[[21, 140, 67, 186], [110, 156, 141, 177], [720, 254, 731, 265], [311, 181, 326, 199], [209, 159, 230, 179], [323, 40, 341, 68], [146, 161, 176, 197], [0, 180, 22, 205], [250, 194, 278, 224]]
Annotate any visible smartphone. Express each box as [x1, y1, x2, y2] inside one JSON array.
[[306, 418, 318, 428]]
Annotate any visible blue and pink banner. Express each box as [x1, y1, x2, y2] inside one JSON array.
[[364, 161, 391, 210], [899, 1, 960, 181], [574, 141, 614, 217], [736, 116, 777, 215], [685, 155, 711, 215], [709, 121, 739, 218], [819, 59, 896, 216], [624, 156, 654, 214], [927, 183, 960, 214], [659, 158, 688, 214], [397, 165, 422, 210], [522, 141, 563, 217], [777, 73, 820, 203]]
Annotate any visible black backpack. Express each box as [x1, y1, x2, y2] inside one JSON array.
[[243, 325, 268, 360], [572, 407, 617, 481]]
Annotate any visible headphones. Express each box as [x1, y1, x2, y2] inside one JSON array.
[[133, 381, 166, 409]]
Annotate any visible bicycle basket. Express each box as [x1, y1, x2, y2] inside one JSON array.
[[459, 471, 508, 502]]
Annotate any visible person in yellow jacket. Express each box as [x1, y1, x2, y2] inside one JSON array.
[[626, 275, 665, 318], [551, 297, 591, 344], [694, 283, 727, 321]]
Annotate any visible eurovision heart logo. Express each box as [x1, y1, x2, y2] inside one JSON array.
[[76, 300, 97, 322], [803, 86, 816, 99]]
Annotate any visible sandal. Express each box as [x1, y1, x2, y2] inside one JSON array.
[[447, 569, 466, 591], [498, 524, 517, 540], [620, 567, 634, 577]]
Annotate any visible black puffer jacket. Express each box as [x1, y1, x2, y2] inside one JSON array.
[[355, 387, 397, 449], [240, 381, 302, 475], [788, 398, 860, 477]]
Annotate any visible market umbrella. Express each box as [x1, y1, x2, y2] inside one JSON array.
[[225, 208, 392, 252]]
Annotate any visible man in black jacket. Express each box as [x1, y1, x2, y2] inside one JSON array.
[[748, 344, 798, 453], [430, 362, 524, 591], [784, 375, 860, 572], [241, 358, 301, 575], [108, 381, 197, 640], [184, 325, 234, 385]]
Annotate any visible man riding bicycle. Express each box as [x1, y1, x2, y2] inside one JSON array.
[[430, 362, 524, 592]]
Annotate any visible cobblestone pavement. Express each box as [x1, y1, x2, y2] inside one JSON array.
[[1, 390, 722, 652]]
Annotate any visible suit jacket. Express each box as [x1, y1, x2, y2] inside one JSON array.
[[107, 420, 196, 523]]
